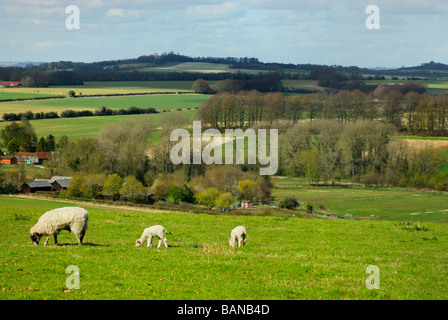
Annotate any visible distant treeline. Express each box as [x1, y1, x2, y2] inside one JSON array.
[[2, 106, 158, 121]]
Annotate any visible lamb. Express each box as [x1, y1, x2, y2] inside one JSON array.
[[30, 207, 89, 246], [229, 225, 247, 248], [135, 225, 168, 248]]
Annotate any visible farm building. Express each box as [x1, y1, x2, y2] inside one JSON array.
[[0, 156, 17, 165], [0, 81, 22, 88], [241, 201, 253, 209], [21, 180, 53, 194], [51, 177, 72, 191], [15, 152, 50, 165]]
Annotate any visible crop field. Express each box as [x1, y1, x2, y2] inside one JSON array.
[[0, 81, 197, 98], [0, 195, 447, 300], [0, 93, 209, 117]]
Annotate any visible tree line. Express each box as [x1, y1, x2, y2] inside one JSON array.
[[2, 106, 158, 122], [197, 85, 448, 136]]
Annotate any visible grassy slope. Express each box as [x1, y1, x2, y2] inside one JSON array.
[[0, 109, 197, 140], [0, 195, 446, 300], [271, 177, 448, 222]]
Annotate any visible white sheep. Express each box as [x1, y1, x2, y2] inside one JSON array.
[[30, 207, 89, 246], [229, 225, 247, 248], [135, 225, 168, 248]]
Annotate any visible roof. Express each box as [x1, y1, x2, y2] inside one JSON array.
[[0, 156, 16, 160], [15, 152, 50, 159], [23, 180, 52, 188], [49, 176, 72, 184], [52, 179, 71, 188]]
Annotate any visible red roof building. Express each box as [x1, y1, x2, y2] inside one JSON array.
[[0, 81, 22, 87], [0, 156, 17, 165]]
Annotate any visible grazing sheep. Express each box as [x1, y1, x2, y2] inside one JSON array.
[[135, 225, 168, 248], [30, 207, 89, 246], [229, 225, 247, 248]]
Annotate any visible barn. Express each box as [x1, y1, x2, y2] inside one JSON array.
[[15, 152, 50, 165], [51, 177, 72, 191], [0, 156, 17, 165], [21, 180, 53, 194]]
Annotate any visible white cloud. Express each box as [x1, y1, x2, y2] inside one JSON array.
[[105, 8, 124, 17]]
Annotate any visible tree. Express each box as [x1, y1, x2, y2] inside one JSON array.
[[216, 192, 236, 211], [195, 187, 220, 210], [36, 137, 48, 152], [119, 175, 146, 202], [102, 174, 124, 200], [46, 134, 56, 151], [192, 79, 214, 94], [1, 119, 37, 153], [238, 179, 257, 202], [67, 175, 90, 198]]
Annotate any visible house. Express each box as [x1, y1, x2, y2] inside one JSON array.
[[241, 201, 253, 209], [21, 180, 53, 194], [0, 156, 17, 165], [51, 177, 72, 191], [15, 152, 50, 165], [0, 81, 22, 88]]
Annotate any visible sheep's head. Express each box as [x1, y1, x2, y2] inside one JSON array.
[[228, 237, 234, 248], [135, 239, 142, 247], [30, 232, 41, 246]]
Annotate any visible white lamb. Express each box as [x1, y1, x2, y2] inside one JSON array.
[[30, 207, 89, 246], [229, 225, 247, 248], [135, 225, 168, 248]]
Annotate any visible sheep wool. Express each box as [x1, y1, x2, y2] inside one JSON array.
[[229, 225, 247, 248], [136, 225, 168, 248], [30, 207, 89, 246]]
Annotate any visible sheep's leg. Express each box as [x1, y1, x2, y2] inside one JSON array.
[[54, 235, 58, 245], [162, 237, 168, 248], [43, 236, 50, 246], [157, 238, 162, 248], [147, 236, 153, 247], [78, 230, 85, 245], [238, 236, 243, 247]]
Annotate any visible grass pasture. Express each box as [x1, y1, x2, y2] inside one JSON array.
[[0, 91, 64, 101], [0, 195, 447, 300], [0, 93, 209, 118], [0, 109, 197, 141], [272, 177, 448, 222]]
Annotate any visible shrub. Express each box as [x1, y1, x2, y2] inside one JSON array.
[[279, 196, 299, 210], [304, 202, 313, 213]]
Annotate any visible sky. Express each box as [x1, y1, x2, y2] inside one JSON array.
[[0, 0, 447, 68]]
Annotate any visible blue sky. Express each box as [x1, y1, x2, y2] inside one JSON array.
[[1, 0, 447, 68]]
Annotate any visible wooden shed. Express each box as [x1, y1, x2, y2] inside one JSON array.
[[21, 180, 53, 194], [0, 156, 17, 165]]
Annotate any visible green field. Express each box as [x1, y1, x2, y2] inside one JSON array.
[[0, 93, 209, 117], [0, 195, 447, 300], [271, 177, 448, 222], [0, 109, 197, 140], [0, 92, 64, 101]]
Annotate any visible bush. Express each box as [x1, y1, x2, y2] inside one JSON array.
[[279, 196, 299, 210], [304, 202, 313, 213]]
